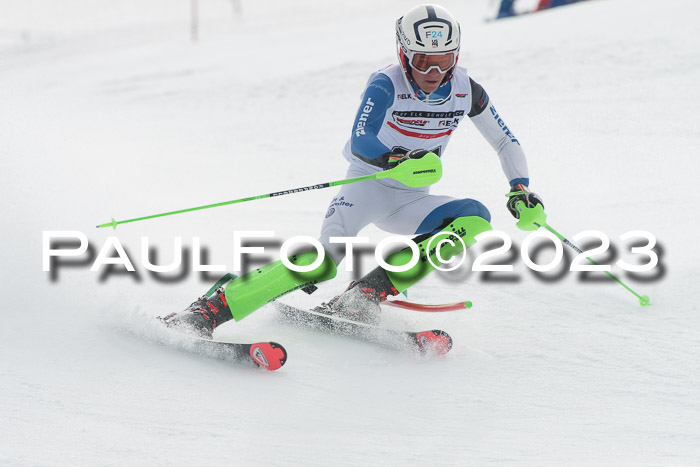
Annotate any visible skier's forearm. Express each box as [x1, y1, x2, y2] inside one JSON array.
[[470, 99, 529, 186]]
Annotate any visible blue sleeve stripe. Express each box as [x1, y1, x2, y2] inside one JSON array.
[[350, 73, 394, 160], [509, 177, 530, 187]]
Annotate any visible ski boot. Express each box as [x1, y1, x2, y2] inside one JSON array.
[[160, 284, 234, 339], [314, 267, 399, 324]]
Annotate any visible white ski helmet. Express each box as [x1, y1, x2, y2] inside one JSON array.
[[396, 4, 461, 103]]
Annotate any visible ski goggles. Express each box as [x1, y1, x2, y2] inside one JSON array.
[[410, 52, 456, 74]]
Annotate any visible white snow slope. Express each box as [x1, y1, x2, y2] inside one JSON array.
[[1, 0, 699, 465]]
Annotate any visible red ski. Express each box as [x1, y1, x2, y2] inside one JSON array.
[[276, 302, 452, 355], [382, 299, 472, 312], [188, 337, 288, 371]]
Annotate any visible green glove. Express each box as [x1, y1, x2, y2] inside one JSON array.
[[506, 184, 546, 231]]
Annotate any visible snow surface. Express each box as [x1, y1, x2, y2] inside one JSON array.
[[2, 0, 699, 464]]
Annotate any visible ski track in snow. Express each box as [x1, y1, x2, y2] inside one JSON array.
[[1, 0, 699, 464]]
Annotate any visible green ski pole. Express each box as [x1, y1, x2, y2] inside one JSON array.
[[97, 152, 442, 230], [541, 222, 650, 307], [514, 200, 650, 307]]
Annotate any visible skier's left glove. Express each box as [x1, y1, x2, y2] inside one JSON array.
[[506, 184, 545, 230], [385, 149, 431, 170], [506, 184, 544, 218]]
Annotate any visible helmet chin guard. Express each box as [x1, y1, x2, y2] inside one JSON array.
[[395, 4, 461, 105]]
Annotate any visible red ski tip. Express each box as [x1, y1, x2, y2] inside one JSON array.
[[415, 330, 453, 355], [249, 342, 288, 371]]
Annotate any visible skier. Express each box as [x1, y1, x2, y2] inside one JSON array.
[[162, 4, 544, 336]]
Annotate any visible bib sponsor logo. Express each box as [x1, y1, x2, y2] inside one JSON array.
[[396, 117, 428, 127], [438, 118, 460, 127], [390, 110, 464, 134], [393, 110, 465, 119]]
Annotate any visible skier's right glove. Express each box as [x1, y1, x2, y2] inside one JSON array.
[[385, 149, 431, 170]]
